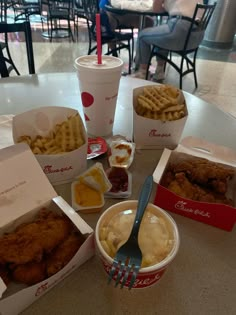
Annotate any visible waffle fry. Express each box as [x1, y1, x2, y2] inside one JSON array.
[[55, 114, 84, 152], [135, 85, 187, 121], [17, 135, 32, 146], [17, 113, 85, 155]]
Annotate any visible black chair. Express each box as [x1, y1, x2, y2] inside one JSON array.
[[0, 21, 35, 77], [0, 0, 7, 22], [116, 24, 134, 64], [11, 0, 44, 27], [104, 3, 136, 65], [73, 0, 87, 40], [145, 3, 216, 89], [47, 0, 75, 42], [81, 0, 133, 74]]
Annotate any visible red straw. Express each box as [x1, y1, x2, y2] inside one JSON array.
[[96, 13, 102, 64]]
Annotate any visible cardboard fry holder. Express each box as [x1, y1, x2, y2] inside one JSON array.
[[153, 137, 236, 231], [133, 85, 188, 150], [12, 106, 88, 185], [0, 143, 94, 315]]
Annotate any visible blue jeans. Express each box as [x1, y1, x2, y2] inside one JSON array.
[[136, 17, 204, 66]]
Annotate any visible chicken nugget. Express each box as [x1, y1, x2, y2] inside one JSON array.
[[0, 210, 72, 265], [46, 232, 85, 277], [11, 261, 46, 285], [0, 228, 43, 265]]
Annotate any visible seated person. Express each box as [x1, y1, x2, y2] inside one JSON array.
[[134, 0, 204, 82]]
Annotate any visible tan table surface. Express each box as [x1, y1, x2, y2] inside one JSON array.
[[0, 74, 236, 315]]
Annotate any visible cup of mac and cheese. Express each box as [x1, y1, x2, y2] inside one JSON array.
[[95, 200, 180, 289]]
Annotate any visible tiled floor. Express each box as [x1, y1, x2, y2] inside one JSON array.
[[2, 17, 236, 118]]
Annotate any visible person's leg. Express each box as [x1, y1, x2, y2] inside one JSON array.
[[151, 49, 168, 81], [105, 13, 142, 56], [111, 14, 155, 71], [134, 18, 194, 80], [106, 12, 120, 31], [151, 19, 204, 81], [134, 22, 172, 78]]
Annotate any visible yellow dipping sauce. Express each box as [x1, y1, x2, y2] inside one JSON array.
[[75, 182, 102, 207]]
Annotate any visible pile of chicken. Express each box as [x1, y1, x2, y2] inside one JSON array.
[[0, 209, 85, 287], [160, 156, 235, 206]]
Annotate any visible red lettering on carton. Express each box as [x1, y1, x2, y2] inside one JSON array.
[[175, 201, 210, 218], [35, 282, 48, 296], [149, 129, 171, 137], [43, 165, 73, 174]]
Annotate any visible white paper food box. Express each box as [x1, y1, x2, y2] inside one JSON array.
[[0, 143, 94, 315], [12, 106, 88, 185], [133, 86, 188, 150]]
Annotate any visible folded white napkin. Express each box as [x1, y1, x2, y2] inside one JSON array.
[[0, 115, 14, 149]]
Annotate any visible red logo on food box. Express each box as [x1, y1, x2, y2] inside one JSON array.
[[35, 282, 49, 296], [149, 129, 171, 137], [175, 201, 211, 218], [154, 185, 236, 231], [43, 165, 73, 174]]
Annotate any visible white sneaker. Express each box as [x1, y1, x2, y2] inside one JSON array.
[[131, 70, 147, 80]]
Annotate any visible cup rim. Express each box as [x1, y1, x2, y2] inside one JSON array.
[[74, 55, 124, 71], [95, 200, 180, 274]]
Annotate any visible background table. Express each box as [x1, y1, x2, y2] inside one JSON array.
[[0, 73, 236, 315], [105, 4, 168, 30]]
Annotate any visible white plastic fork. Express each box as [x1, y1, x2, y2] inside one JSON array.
[[108, 175, 153, 289]]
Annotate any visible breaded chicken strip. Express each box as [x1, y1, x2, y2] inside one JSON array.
[[172, 157, 234, 191], [46, 232, 85, 277], [168, 172, 233, 205], [0, 211, 72, 265], [11, 261, 46, 285]]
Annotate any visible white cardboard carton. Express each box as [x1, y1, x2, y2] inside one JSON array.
[[0, 143, 94, 315], [133, 86, 188, 150], [12, 106, 88, 185]]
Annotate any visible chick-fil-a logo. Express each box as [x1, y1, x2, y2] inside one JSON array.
[[194, 209, 210, 218], [43, 165, 73, 174], [103, 260, 165, 288], [35, 282, 49, 296], [175, 201, 210, 218], [149, 129, 171, 137], [132, 270, 165, 288], [35, 264, 77, 297]]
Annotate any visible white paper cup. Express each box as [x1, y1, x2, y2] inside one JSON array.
[[75, 55, 123, 137]]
